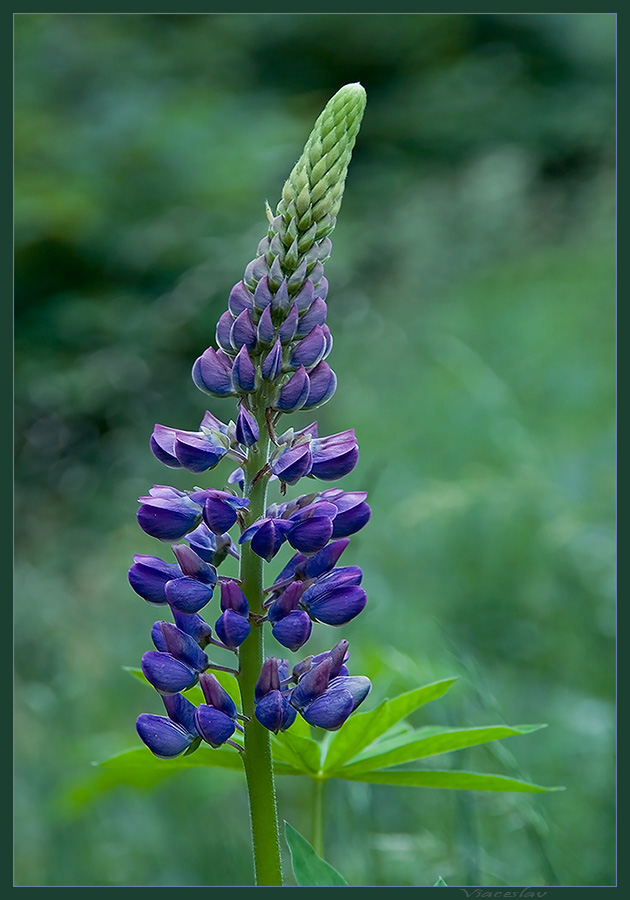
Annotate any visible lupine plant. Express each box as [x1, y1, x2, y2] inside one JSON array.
[[108, 85, 560, 887]]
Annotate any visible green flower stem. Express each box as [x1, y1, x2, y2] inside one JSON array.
[[311, 777, 326, 858], [237, 411, 283, 886]]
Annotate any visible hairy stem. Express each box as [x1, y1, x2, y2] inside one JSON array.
[[237, 411, 283, 886]]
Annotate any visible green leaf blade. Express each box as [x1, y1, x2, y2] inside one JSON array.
[[100, 746, 244, 772], [99, 746, 303, 777], [338, 724, 546, 777], [284, 821, 348, 886], [337, 768, 564, 792], [323, 677, 457, 773], [272, 731, 321, 774]]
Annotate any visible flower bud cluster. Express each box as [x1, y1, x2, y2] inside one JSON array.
[[132, 84, 372, 759], [192, 277, 337, 414], [136, 673, 245, 758], [254, 641, 370, 732], [189, 84, 366, 417]]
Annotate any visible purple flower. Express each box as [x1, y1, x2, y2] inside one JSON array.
[[141, 650, 197, 694], [253, 275, 273, 311], [219, 580, 249, 617], [266, 486, 318, 520], [136, 693, 200, 759], [238, 516, 293, 561], [256, 305, 274, 345], [128, 554, 182, 605], [214, 609, 251, 649], [254, 658, 297, 733], [150, 422, 227, 473], [214, 580, 250, 649], [172, 432, 228, 473], [199, 672, 238, 719], [302, 360, 337, 410], [192, 348, 234, 397], [271, 443, 313, 485], [156, 544, 217, 615], [172, 544, 218, 585], [267, 538, 351, 593], [275, 366, 310, 412], [313, 276, 329, 301], [296, 298, 327, 337], [267, 582, 312, 651], [230, 309, 257, 352], [186, 523, 239, 566], [278, 303, 299, 343], [236, 406, 259, 448], [195, 489, 250, 534], [290, 655, 335, 710], [137, 486, 203, 542], [216, 310, 235, 353], [320, 489, 371, 537], [232, 345, 256, 393], [194, 673, 241, 747], [285, 501, 337, 554], [309, 430, 359, 481], [271, 280, 291, 315], [297, 675, 371, 730], [199, 410, 230, 433], [228, 280, 254, 317], [289, 641, 371, 730], [261, 339, 283, 382], [300, 537, 351, 580], [171, 609, 214, 649], [289, 324, 328, 369], [293, 278, 316, 312], [141, 620, 209, 694], [308, 639, 351, 679], [163, 577, 211, 615], [240, 492, 353, 562], [300, 566, 367, 626], [271, 611, 312, 652]]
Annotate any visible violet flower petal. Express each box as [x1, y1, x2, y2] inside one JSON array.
[[136, 714, 194, 758]]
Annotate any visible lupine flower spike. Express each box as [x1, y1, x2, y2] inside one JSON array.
[[130, 84, 370, 886]]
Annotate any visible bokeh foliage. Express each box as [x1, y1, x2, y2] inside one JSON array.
[[15, 13, 615, 886]]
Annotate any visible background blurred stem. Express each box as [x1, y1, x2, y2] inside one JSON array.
[[237, 412, 283, 886], [311, 777, 326, 857]]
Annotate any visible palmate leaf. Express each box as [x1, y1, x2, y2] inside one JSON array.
[[334, 724, 547, 777], [338, 768, 563, 792], [284, 821, 348, 886], [322, 677, 457, 772], [121, 668, 560, 793]]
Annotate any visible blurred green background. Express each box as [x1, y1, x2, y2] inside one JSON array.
[[14, 13, 615, 887]]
